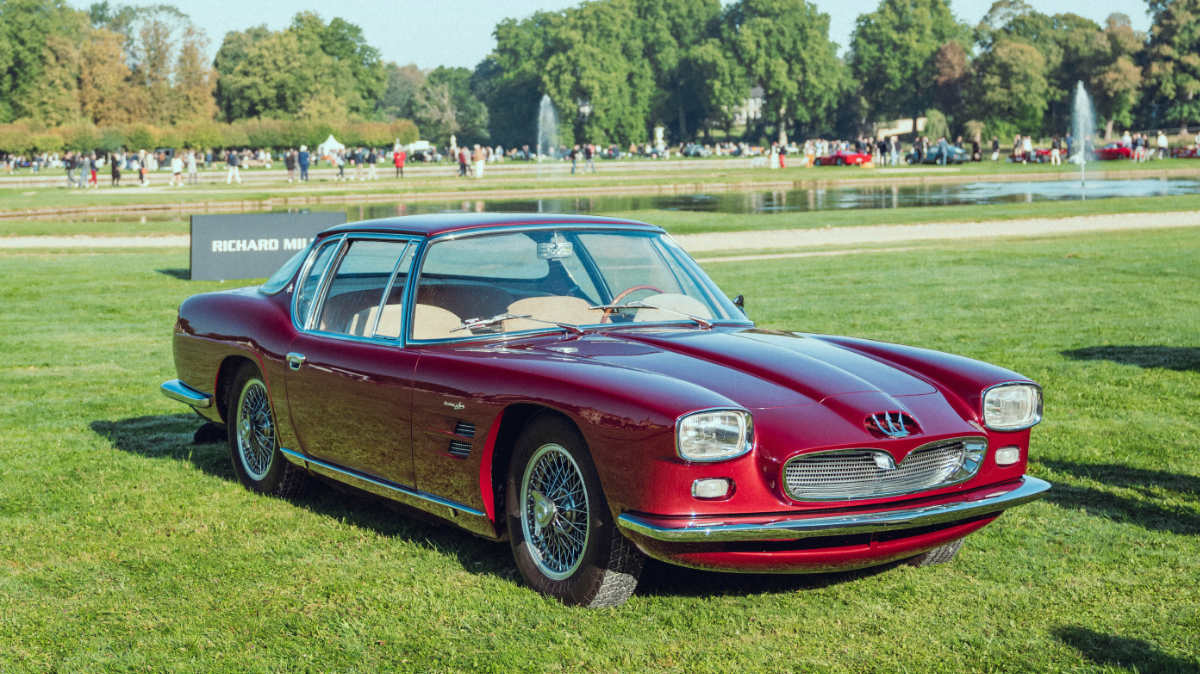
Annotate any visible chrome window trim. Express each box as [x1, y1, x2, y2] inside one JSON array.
[[430, 222, 662, 243], [674, 407, 755, 463], [981, 381, 1044, 431], [616, 476, 1052, 543], [290, 233, 423, 347], [290, 234, 346, 333], [779, 436, 988, 502]]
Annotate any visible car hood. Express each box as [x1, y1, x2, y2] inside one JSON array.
[[527, 327, 937, 410]]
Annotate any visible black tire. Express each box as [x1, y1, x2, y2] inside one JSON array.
[[506, 415, 644, 607], [907, 537, 963, 567], [227, 363, 307, 497]]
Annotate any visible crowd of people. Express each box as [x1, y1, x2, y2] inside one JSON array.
[[2, 128, 1200, 187]]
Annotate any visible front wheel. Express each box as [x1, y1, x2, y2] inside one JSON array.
[[506, 415, 644, 607], [227, 363, 307, 497]]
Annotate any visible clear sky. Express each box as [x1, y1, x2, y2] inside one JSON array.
[[67, 0, 1154, 70]]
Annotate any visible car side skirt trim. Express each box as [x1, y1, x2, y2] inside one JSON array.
[[161, 379, 213, 409], [278, 447, 498, 539], [617, 476, 1050, 543]]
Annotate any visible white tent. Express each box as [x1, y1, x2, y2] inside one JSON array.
[[317, 134, 345, 158]]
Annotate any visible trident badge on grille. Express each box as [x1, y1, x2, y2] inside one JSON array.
[[868, 411, 914, 438]]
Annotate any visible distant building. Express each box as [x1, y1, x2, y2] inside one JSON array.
[[732, 86, 765, 126], [874, 117, 926, 139]]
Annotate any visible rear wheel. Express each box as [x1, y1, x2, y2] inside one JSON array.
[[907, 538, 963, 566], [506, 415, 644, 607], [227, 363, 307, 497]]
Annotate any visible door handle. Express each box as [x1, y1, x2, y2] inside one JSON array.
[[286, 352, 306, 371]]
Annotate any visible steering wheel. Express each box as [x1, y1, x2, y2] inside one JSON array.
[[603, 284, 663, 321]]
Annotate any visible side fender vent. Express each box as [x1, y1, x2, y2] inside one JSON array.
[[454, 421, 476, 438], [448, 439, 472, 458]]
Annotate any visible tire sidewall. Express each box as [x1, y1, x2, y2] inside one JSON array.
[[227, 364, 288, 493], [506, 415, 618, 605]]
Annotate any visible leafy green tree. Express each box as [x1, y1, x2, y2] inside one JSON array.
[[1145, 0, 1200, 132], [970, 38, 1049, 135], [378, 63, 425, 120], [428, 67, 489, 145], [0, 0, 87, 123], [634, 0, 723, 140], [1090, 14, 1143, 138], [676, 39, 748, 138], [724, 0, 844, 142], [849, 0, 968, 130]]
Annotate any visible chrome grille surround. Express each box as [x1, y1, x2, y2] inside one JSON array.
[[782, 436, 987, 502]]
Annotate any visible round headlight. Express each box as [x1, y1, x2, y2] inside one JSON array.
[[982, 383, 1043, 431], [676, 409, 753, 462]]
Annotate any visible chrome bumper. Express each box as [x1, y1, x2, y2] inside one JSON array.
[[617, 476, 1051, 543], [160, 379, 213, 409]]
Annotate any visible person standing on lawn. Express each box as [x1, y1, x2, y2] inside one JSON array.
[[298, 145, 310, 181], [393, 146, 405, 178]]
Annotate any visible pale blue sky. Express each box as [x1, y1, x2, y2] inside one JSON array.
[[68, 0, 1153, 70]]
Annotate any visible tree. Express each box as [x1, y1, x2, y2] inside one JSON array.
[[634, 0, 723, 140], [172, 25, 217, 123], [1144, 0, 1200, 132], [0, 0, 87, 123], [79, 27, 133, 125], [930, 41, 970, 120], [1090, 14, 1143, 138], [725, 0, 844, 142], [676, 39, 748, 137], [970, 38, 1049, 135], [428, 67, 489, 145], [849, 0, 968, 129], [378, 63, 425, 120]]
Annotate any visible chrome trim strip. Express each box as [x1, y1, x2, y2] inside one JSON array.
[[430, 222, 663, 243], [160, 379, 213, 409], [617, 475, 1051, 543], [278, 447, 486, 517]]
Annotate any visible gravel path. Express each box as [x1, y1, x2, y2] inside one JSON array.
[[1, 210, 1197, 253]]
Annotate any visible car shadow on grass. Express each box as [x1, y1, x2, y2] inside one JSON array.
[[89, 413, 516, 583], [156, 268, 190, 280], [1033, 459, 1200, 536], [1061, 345, 1200, 372], [1054, 626, 1200, 673], [91, 413, 902, 601]]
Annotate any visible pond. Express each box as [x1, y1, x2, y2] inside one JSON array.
[[347, 177, 1200, 220]]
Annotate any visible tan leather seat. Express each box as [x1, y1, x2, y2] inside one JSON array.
[[633, 293, 713, 323], [348, 304, 407, 338], [503, 296, 597, 332], [412, 304, 463, 340]]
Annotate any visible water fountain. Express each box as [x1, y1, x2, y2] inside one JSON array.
[[536, 94, 559, 180], [1071, 81, 1096, 189]]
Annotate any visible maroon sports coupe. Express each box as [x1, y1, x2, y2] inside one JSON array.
[[162, 214, 1049, 606]]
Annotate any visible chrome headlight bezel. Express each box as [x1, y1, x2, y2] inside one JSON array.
[[982, 382, 1043, 431], [675, 408, 754, 462]]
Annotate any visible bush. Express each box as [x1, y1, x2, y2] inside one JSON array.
[[924, 108, 950, 141], [124, 124, 157, 152]]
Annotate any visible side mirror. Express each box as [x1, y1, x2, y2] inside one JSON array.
[[733, 294, 746, 315]]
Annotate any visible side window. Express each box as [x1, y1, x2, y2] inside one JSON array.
[[294, 238, 341, 328], [314, 239, 412, 337]]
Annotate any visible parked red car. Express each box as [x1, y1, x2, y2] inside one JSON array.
[[815, 149, 872, 166], [162, 214, 1049, 606], [1094, 143, 1133, 160]]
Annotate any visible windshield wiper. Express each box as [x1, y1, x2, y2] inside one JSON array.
[[587, 301, 713, 329], [452, 312, 585, 336]]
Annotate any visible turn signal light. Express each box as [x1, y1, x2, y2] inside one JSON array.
[[692, 478, 732, 500], [995, 446, 1021, 466]]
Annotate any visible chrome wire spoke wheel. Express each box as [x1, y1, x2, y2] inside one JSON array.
[[235, 378, 275, 481], [520, 443, 590, 580]]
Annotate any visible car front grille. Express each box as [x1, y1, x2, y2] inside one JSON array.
[[782, 437, 986, 501]]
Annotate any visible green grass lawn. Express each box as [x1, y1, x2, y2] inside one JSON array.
[[1, 227, 1197, 671]]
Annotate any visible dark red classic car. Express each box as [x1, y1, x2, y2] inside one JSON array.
[[815, 149, 871, 166], [162, 213, 1049, 606], [1095, 143, 1133, 160]]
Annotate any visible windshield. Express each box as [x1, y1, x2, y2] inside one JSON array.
[[410, 229, 745, 340]]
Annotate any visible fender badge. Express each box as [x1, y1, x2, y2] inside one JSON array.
[[444, 401, 465, 411]]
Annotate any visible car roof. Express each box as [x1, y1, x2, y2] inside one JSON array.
[[321, 213, 663, 238]]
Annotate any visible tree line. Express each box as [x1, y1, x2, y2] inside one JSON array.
[[0, 0, 1196, 155]]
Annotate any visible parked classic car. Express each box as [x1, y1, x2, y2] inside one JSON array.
[[815, 149, 872, 166], [907, 145, 969, 165], [1094, 143, 1133, 160], [162, 213, 1050, 606]]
